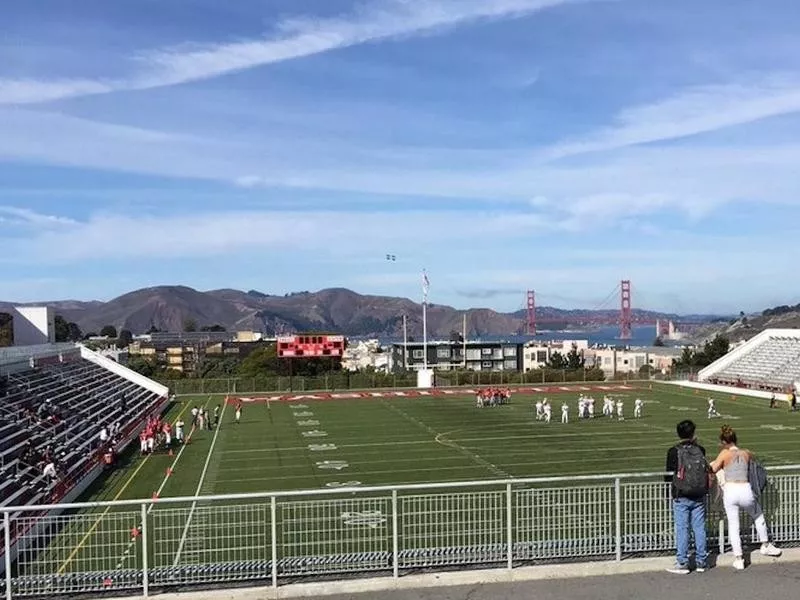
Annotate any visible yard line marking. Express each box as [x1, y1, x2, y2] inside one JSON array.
[[57, 398, 197, 575], [172, 400, 228, 567], [379, 399, 511, 478]]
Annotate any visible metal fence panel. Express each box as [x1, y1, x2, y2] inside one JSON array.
[[514, 485, 615, 560], [279, 496, 391, 576], [149, 503, 271, 586], [399, 491, 506, 568], [10, 509, 141, 597]]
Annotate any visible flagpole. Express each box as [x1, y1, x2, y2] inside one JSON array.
[[403, 314, 408, 370], [422, 269, 429, 372]]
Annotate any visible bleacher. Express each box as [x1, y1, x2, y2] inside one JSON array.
[[698, 329, 800, 391], [0, 345, 169, 569]]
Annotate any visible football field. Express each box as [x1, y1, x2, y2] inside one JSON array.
[[98, 382, 800, 499], [12, 381, 800, 594]]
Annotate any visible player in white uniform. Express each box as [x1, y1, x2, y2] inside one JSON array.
[[634, 398, 643, 419], [588, 398, 595, 419], [707, 397, 720, 418], [603, 396, 612, 417], [616, 399, 624, 421], [561, 402, 569, 424], [535, 400, 544, 420], [543, 400, 552, 423]]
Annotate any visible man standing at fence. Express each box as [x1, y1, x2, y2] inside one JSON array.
[[665, 419, 709, 574]]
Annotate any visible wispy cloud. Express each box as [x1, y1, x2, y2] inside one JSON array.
[[545, 74, 800, 159], [0, 206, 77, 227], [0, 0, 589, 105]]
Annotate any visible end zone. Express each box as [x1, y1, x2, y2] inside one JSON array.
[[228, 384, 639, 404]]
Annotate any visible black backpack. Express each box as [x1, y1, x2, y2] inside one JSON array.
[[674, 444, 709, 497]]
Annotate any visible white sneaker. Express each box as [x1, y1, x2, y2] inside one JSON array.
[[761, 543, 782, 557], [732, 557, 745, 570]]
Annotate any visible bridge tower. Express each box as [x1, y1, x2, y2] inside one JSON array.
[[526, 290, 536, 336], [620, 280, 632, 340]]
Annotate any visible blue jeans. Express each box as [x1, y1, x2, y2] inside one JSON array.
[[673, 497, 708, 567]]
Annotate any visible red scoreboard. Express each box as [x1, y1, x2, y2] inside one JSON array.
[[277, 335, 346, 358]]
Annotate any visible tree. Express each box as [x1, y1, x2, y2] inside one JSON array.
[[100, 325, 118, 338], [547, 351, 567, 370], [54, 315, 83, 342], [653, 337, 665, 347], [183, 318, 198, 333], [117, 329, 133, 349], [0, 312, 12, 347], [200, 324, 226, 332], [237, 345, 280, 377], [126, 356, 155, 377], [702, 334, 730, 364], [565, 345, 585, 369], [83, 332, 98, 340], [146, 324, 161, 334]]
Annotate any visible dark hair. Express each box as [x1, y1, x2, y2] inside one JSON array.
[[676, 419, 696, 440], [720, 424, 738, 445]]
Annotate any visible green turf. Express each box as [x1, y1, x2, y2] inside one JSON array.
[[11, 382, 800, 593]]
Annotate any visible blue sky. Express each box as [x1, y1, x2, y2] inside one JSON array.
[[2, 0, 800, 314]]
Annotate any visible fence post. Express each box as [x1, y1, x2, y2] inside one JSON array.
[[506, 483, 513, 570], [271, 496, 278, 589], [141, 503, 149, 598], [392, 489, 399, 578], [614, 477, 622, 562], [4, 511, 11, 600]]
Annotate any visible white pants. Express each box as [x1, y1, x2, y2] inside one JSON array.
[[561, 412, 568, 424], [544, 412, 551, 423], [634, 407, 642, 418], [723, 482, 769, 556]]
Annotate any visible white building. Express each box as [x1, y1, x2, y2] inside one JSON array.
[[591, 346, 684, 377], [342, 339, 389, 372], [11, 306, 55, 346], [523, 339, 589, 371]]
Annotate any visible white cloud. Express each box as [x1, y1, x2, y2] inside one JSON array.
[[0, 206, 78, 227], [0, 0, 589, 105], [545, 74, 800, 159]]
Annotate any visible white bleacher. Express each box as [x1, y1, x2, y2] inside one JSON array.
[[698, 328, 800, 392], [0, 345, 169, 573]]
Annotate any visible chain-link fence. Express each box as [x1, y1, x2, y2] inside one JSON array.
[[159, 368, 657, 396]]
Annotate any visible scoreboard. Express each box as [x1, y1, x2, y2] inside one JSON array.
[[277, 335, 345, 358]]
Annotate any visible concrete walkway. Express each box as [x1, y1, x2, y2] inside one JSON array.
[[108, 548, 800, 600]]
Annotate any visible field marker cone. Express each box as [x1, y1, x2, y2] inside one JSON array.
[[166, 467, 173, 477], [152, 492, 159, 501], [168, 449, 173, 457]]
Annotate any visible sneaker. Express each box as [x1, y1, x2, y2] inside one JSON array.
[[695, 565, 707, 573], [732, 557, 745, 571], [667, 563, 690, 574], [761, 543, 782, 557]]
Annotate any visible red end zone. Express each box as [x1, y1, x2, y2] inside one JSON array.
[[227, 384, 639, 404]]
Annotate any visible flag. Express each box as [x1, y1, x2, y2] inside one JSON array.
[[422, 270, 430, 302]]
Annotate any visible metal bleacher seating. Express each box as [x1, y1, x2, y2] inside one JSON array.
[[0, 355, 165, 537], [707, 334, 800, 390]]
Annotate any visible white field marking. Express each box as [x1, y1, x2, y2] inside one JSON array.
[[341, 511, 386, 528], [296, 419, 320, 426], [291, 404, 309, 409], [760, 424, 797, 431], [172, 400, 228, 567], [308, 444, 337, 451], [326, 481, 362, 488], [112, 397, 213, 570], [379, 399, 510, 478], [316, 460, 349, 470], [669, 406, 699, 411], [215, 453, 674, 484], [659, 385, 778, 411], [292, 411, 314, 417], [301, 430, 328, 437]]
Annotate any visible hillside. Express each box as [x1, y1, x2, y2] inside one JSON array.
[[1, 286, 699, 338], [692, 307, 800, 344]]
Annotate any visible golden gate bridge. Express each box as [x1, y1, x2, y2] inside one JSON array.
[[525, 280, 704, 340]]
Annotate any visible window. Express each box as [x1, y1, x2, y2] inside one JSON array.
[[437, 348, 450, 359], [412, 349, 424, 359], [537, 351, 547, 362], [482, 361, 493, 369], [623, 359, 629, 365], [504, 359, 517, 369], [503, 346, 517, 357], [492, 349, 503, 360], [466, 349, 481, 360], [604, 357, 612, 365], [481, 347, 492, 356]]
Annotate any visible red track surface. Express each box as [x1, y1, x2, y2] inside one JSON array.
[[230, 384, 638, 403]]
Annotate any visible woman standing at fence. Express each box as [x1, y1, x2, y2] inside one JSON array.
[[710, 425, 782, 570]]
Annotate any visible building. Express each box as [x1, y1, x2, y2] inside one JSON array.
[[590, 346, 684, 378], [390, 340, 523, 372], [656, 319, 687, 341], [342, 339, 389, 372], [11, 306, 55, 346], [128, 331, 266, 374], [522, 339, 589, 371]]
